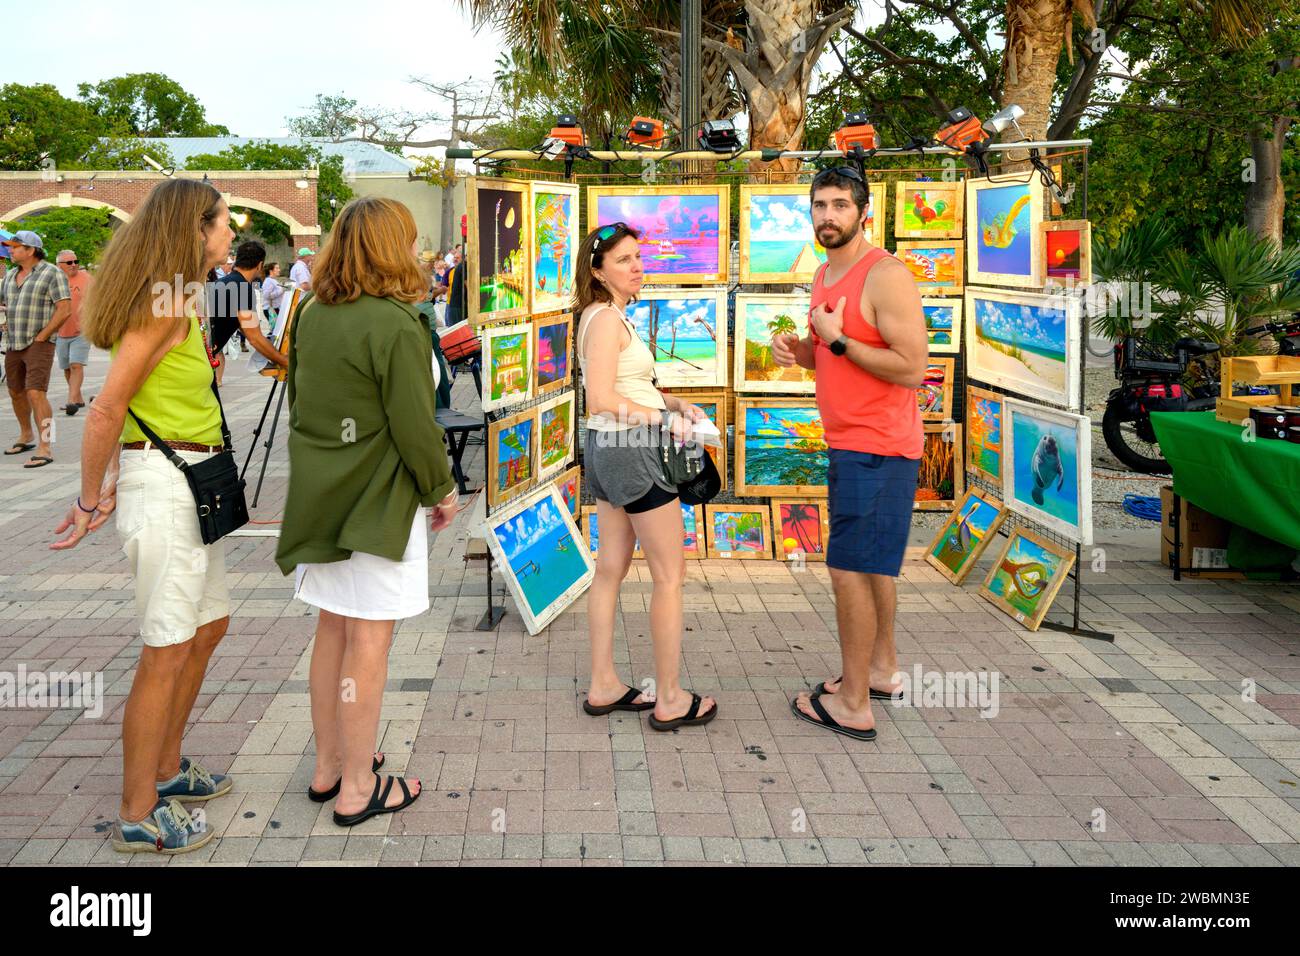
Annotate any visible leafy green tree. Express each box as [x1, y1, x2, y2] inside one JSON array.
[[77, 73, 229, 136], [1, 207, 115, 265], [70, 138, 177, 171], [184, 141, 353, 232], [0, 83, 104, 169]]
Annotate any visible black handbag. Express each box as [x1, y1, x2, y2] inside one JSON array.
[[657, 411, 720, 504], [128, 379, 249, 544]]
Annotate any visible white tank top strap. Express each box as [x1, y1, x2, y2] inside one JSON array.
[[577, 301, 632, 365]]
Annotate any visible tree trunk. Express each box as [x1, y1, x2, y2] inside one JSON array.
[[658, 36, 742, 128], [1245, 115, 1291, 244], [1001, 0, 1075, 144]]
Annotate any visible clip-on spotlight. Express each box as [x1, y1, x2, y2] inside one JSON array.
[[982, 103, 1069, 203], [834, 112, 878, 179], [936, 106, 991, 173], [544, 114, 593, 178], [698, 119, 743, 153], [627, 116, 667, 149]]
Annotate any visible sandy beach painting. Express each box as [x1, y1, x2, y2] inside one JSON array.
[[922, 298, 962, 354], [1002, 398, 1093, 545], [734, 294, 816, 394], [966, 176, 1043, 288], [624, 288, 728, 387], [587, 185, 729, 284], [739, 185, 825, 283], [964, 287, 1081, 410]]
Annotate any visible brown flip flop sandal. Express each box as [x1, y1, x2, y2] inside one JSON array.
[[584, 685, 655, 716], [4, 442, 35, 455], [23, 456, 54, 468], [648, 692, 717, 731]]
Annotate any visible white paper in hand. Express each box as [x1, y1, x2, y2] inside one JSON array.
[[691, 417, 723, 448]]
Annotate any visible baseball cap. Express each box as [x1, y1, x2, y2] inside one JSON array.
[[297, 247, 315, 257], [1, 229, 43, 250], [677, 446, 722, 506]]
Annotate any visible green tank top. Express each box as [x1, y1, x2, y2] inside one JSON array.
[[113, 314, 223, 445]]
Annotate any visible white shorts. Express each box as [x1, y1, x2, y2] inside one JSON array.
[[115, 447, 231, 647], [294, 510, 429, 620]]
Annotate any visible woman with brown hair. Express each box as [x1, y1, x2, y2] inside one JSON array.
[[575, 223, 718, 731], [51, 178, 238, 854], [275, 197, 458, 827]]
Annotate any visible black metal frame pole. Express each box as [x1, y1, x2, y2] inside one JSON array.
[[477, 403, 506, 631], [240, 378, 278, 481], [250, 378, 288, 509]]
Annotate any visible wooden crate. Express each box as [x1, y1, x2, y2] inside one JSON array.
[[1215, 394, 1275, 425]]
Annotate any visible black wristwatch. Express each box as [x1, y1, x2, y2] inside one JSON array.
[[829, 335, 849, 356]]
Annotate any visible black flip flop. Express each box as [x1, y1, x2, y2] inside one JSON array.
[[65, 403, 84, 416], [648, 692, 718, 732], [790, 694, 877, 741], [23, 456, 53, 468], [332, 772, 420, 827], [814, 676, 902, 701], [4, 442, 34, 455], [583, 685, 655, 716], [308, 753, 386, 802]]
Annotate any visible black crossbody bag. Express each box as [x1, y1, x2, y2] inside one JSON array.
[[128, 379, 249, 544]]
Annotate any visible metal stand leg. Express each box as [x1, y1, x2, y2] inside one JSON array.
[[1172, 490, 1182, 582], [477, 553, 505, 631], [1039, 543, 1114, 642], [250, 380, 288, 509], [241, 379, 278, 482]]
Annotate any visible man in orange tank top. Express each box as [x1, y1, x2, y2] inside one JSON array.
[[773, 167, 928, 741]]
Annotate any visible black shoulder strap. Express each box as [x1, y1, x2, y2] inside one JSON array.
[[127, 335, 234, 475]]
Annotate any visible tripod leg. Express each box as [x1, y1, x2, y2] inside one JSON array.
[[241, 380, 278, 481], [252, 379, 288, 509]]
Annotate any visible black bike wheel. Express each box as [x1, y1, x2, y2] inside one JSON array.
[[1102, 402, 1170, 474]]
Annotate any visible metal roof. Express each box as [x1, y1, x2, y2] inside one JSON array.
[[134, 137, 415, 175]]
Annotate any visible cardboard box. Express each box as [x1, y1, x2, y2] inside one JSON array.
[[1159, 485, 1243, 577]]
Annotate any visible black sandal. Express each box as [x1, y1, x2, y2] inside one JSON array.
[[332, 773, 421, 827], [790, 694, 877, 741], [308, 753, 385, 802], [814, 676, 902, 701], [4, 441, 34, 455], [583, 685, 655, 716], [648, 692, 718, 732]]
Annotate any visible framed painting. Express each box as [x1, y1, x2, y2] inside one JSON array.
[[586, 184, 729, 284], [966, 175, 1043, 288], [533, 312, 573, 397], [733, 293, 816, 394], [529, 181, 579, 316], [480, 322, 533, 413], [1039, 220, 1092, 286], [487, 406, 537, 508], [964, 287, 1082, 411], [624, 287, 728, 387], [966, 385, 1005, 484], [670, 389, 727, 492], [467, 176, 530, 325], [581, 505, 642, 559], [894, 241, 964, 295], [924, 487, 1009, 585], [555, 464, 581, 520], [770, 498, 831, 563], [918, 358, 955, 422], [865, 180, 887, 248], [739, 184, 824, 283], [535, 389, 576, 482], [483, 484, 593, 635], [1001, 397, 1093, 545], [922, 297, 962, 354], [681, 503, 706, 559], [704, 504, 772, 560], [916, 423, 963, 511], [979, 527, 1076, 632], [734, 398, 828, 497], [894, 180, 964, 239]]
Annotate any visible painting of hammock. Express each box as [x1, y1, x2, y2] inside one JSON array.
[[979, 527, 1076, 632], [624, 288, 728, 388]]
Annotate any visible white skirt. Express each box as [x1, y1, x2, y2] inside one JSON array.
[[293, 509, 429, 620]]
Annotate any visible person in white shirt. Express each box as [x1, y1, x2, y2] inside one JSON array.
[[289, 247, 314, 290], [261, 261, 285, 317]]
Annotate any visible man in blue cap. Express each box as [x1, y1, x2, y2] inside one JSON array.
[[1, 230, 71, 467]]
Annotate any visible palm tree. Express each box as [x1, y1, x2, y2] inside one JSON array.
[[783, 503, 820, 553], [767, 313, 797, 338]]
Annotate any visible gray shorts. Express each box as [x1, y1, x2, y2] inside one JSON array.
[[584, 426, 677, 510], [56, 334, 91, 369]]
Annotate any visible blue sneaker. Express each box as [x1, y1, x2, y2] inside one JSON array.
[[112, 798, 213, 854], [156, 757, 233, 802]]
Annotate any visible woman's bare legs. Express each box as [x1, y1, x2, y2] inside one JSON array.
[[586, 499, 652, 707]]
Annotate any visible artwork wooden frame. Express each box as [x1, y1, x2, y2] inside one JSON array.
[[535, 389, 576, 482], [916, 423, 964, 511], [466, 176, 531, 325], [1048, 162, 1065, 216], [918, 357, 955, 422], [671, 389, 728, 492], [624, 287, 728, 387], [1038, 219, 1092, 286], [586, 184, 729, 284], [532, 312, 573, 397], [582, 505, 643, 559], [739, 184, 824, 283], [733, 293, 816, 394], [966, 385, 1005, 484], [704, 504, 772, 560], [734, 397, 828, 498], [1001, 397, 1093, 545], [259, 286, 303, 381], [965, 175, 1044, 288], [922, 297, 962, 354], [924, 488, 1009, 585], [964, 286, 1082, 411], [894, 240, 964, 295], [894, 180, 965, 239], [555, 465, 581, 521], [487, 406, 537, 508], [770, 498, 831, 563], [483, 484, 593, 636], [681, 503, 707, 559], [978, 526, 1076, 632], [528, 180, 579, 316], [865, 180, 887, 248], [480, 322, 534, 413]]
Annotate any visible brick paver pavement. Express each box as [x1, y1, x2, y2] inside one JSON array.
[[2, 356, 1299, 867]]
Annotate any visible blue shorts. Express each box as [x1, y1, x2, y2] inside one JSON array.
[[827, 448, 921, 576]]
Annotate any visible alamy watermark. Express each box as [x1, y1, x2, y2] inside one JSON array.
[[0, 665, 104, 719], [888, 664, 1001, 718]]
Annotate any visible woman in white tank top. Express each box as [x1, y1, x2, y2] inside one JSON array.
[[574, 223, 718, 731]]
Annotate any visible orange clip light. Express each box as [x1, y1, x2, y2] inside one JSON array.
[[627, 117, 666, 147], [936, 108, 989, 151], [834, 113, 878, 153], [548, 114, 587, 148]]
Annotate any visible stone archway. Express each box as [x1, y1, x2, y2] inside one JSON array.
[[223, 194, 320, 238]]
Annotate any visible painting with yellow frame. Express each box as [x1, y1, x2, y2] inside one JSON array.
[[585, 184, 729, 285], [738, 184, 824, 283], [894, 179, 964, 239], [466, 176, 531, 325], [979, 527, 1076, 632]]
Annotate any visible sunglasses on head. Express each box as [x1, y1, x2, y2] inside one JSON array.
[[592, 222, 631, 261], [815, 165, 866, 184]]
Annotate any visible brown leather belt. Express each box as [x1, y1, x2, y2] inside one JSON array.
[[122, 440, 223, 453]]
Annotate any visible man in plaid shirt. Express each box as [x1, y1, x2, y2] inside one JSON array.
[[1, 230, 71, 468]]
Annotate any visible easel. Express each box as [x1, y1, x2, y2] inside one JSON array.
[[240, 288, 300, 509]]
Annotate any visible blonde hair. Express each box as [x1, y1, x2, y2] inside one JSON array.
[[310, 197, 426, 306], [81, 179, 223, 349]]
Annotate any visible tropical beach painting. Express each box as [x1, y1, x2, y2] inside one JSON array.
[[894, 241, 963, 294], [529, 181, 578, 315], [1002, 398, 1093, 545], [922, 298, 962, 354], [625, 288, 728, 387], [735, 399, 829, 496], [964, 287, 1080, 410], [555, 465, 580, 520], [734, 294, 816, 394], [481, 322, 533, 413], [739, 185, 825, 283], [924, 488, 1008, 585], [979, 528, 1076, 632], [705, 504, 771, 559], [916, 423, 963, 511], [587, 185, 729, 284], [468, 177, 530, 323], [894, 180, 964, 239], [484, 485, 593, 635], [533, 313, 572, 396], [487, 407, 536, 507], [967, 385, 1004, 483], [536, 390, 575, 481], [682, 503, 705, 559], [1040, 220, 1092, 285], [966, 176, 1043, 288], [917, 359, 954, 421], [770, 499, 830, 562]]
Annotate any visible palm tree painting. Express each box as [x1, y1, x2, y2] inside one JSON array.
[[776, 502, 826, 559], [531, 184, 577, 315], [735, 295, 815, 394]]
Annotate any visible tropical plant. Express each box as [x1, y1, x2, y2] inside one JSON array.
[[767, 312, 797, 337]]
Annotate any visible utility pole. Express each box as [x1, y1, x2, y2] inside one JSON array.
[[681, 0, 701, 168]]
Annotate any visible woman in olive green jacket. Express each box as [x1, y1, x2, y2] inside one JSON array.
[[275, 197, 457, 827]]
